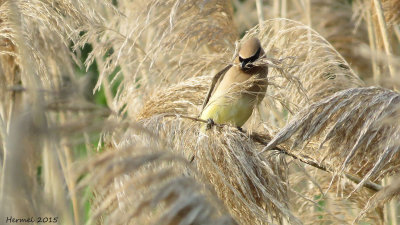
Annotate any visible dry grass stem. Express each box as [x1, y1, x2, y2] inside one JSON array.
[[265, 87, 400, 191], [1, 0, 400, 224], [355, 176, 400, 223], [373, 0, 396, 79]]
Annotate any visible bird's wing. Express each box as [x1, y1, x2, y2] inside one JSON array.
[[200, 64, 232, 114]]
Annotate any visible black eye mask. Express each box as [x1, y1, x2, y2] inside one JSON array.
[[238, 47, 261, 66]]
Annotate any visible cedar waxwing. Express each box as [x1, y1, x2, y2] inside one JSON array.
[[199, 37, 268, 131]]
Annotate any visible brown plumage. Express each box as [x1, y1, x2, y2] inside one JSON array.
[[200, 37, 268, 129]]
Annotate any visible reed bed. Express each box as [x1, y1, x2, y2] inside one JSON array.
[[0, 0, 399, 224]]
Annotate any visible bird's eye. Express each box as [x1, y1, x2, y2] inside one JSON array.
[[239, 56, 243, 63]]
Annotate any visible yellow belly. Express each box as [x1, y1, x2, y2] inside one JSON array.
[[200, 95, 255, 130]]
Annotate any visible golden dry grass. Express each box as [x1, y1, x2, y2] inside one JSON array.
[[0, 0, 399, 225]]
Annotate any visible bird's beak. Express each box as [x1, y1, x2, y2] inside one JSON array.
[[241, 61, 246, 69]]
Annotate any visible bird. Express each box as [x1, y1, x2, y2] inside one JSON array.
[[199, 37, 268, 132]]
